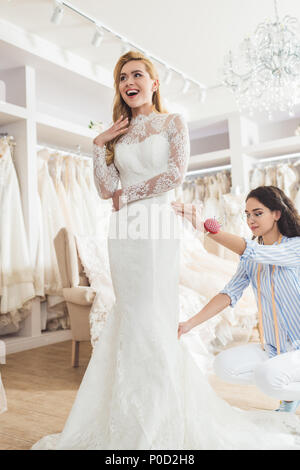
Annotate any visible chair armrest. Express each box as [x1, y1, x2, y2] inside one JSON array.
[[62, 286, 96, 306]]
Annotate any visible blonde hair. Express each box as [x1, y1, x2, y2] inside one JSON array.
[[106, 51, 167, 165]]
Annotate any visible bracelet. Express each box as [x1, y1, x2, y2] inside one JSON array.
[[204, 218, 222, 234]]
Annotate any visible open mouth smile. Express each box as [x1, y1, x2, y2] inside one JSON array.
[[125, 89, 140, 97]]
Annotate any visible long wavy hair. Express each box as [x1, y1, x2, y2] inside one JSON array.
[[246, 186, 300, 243], [105, 51, 167, 165]]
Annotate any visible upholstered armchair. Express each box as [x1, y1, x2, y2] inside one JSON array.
[[54, 228, 95, 367]]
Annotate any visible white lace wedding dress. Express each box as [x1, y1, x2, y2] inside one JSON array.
[[0, 141, 35, 315], [32, 112, 300, 450]]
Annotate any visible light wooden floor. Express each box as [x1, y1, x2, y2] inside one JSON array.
[[0, 340, 298, 450]]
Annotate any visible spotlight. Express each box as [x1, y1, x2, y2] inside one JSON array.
[[91, 26, 104, 47], [164, 68, 172, 86], [51, 1, 64, 25], [182, 79, 190, 94], [121, 42, 131, 54], [198, 87, 207, 103]]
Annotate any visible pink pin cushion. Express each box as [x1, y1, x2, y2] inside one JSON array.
[[204, 218, 221, 234]]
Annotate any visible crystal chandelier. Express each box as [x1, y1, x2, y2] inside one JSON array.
[[223, 0, 300, 119]]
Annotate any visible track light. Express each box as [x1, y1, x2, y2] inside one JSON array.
[[46, 1, 208, 96], [91, 26, 104, 47], [121, 42, 131, 54], [182, 79, 191, 94], [164, 69, 173, 86], [51, 1, 64, 25], [198, 87, 207, 103]]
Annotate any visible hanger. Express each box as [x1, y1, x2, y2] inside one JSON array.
[[0, 134, 16, 159]]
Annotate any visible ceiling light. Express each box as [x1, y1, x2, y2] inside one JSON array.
[[51, 1, 64, 25], [164, 69, 173, 86], [46, 1, 209, 97], [182, 79, 190, 94], [91, 26, 104, 47], [121, 42, 131, 54], [223, 0, 300, 117], [198, 87, 207, 103]]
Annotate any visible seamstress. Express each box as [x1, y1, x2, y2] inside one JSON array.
[[172, 186, 300, 413]]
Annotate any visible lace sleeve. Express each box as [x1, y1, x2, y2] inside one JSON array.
[[93, 144, 120, 199], [120, 114, 190, 205]]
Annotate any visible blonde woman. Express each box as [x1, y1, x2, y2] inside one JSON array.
[[32, 53, 300, 450]]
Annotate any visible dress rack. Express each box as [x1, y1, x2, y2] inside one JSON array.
[[185, 164, 231, 180], [37, 143, 92, 160], [255, 151, 300, 167]]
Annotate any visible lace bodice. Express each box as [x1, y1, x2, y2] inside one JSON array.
[[93, 112, 190, 205]]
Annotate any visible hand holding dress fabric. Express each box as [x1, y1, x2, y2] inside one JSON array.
[[178, 321, 192, 339], [171, 202, 204, 232]]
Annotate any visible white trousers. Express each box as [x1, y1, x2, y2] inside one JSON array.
[[214, 344, 300, 401]]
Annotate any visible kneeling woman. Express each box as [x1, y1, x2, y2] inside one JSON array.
[[172, 186, 300, 413]]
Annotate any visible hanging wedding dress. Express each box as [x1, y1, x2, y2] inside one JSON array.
[[75, 233, 115, 347], [221, 192, 252, 263], [0, 373, 7, 414], [33, 187, 45, 299], [38, 149, 65, 296], [182, 172, 232, 260], [250, 166, 265, 189], [0, 341, 7, 414], [194, 178, 206, 201], [182, 180, 195, 202], [295, 182, 300, 213], [64, 156, 93, 236], [76, 158, 98, 234], [32, 112, 300, 450], [201, 176, 224, 258], [293, 160, 300, 211], [48, 153, 75, 234], [0, 141, 35, 316], [264, 165, 277, 186], [83, 157, 113, 238], [217, 171, 231, 195], [38, 150, 67, 327], [276, 163, 298, 200], [49, 152, 111, 332]]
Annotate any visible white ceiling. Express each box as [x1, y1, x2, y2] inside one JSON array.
[[1, 0, 300, 87]]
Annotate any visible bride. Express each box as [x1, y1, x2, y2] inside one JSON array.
[[32, 51, 300, 450]]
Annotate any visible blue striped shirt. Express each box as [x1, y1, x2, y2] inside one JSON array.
[[220, 236, 300, 357]]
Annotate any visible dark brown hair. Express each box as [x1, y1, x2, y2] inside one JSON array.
[[246, 186, 300, 242]]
